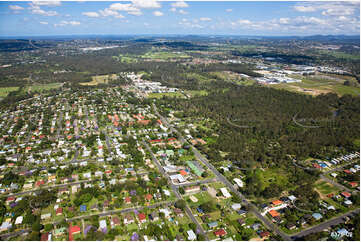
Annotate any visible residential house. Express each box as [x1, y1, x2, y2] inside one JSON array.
[[187, 230, 197, 241], [214, 229, 227, 237], [124, 214, 134, 225], [138, 213, 146, 223]]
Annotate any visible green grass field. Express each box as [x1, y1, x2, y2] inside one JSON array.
[[271, 74, 359, 96], [0, 86, 19, 97], [28, 83, 62, 92], [147, 92, 185, 99], [142, 51, 190, 59], [80, 74, 118, 86], [315, 180, 340, 195], [318, 50, 360, 61]]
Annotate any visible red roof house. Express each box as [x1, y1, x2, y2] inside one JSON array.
[[56, 207, 63, 215], [145, 194, 153, 201], [138, 213, 146, 223], [69, 224, 81, 241], [41, 233, 49, 241], [214, 229, 227, 237], [341, 192, 351, 198]]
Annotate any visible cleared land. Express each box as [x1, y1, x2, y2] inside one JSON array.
[[0, 86, 19, 97], [270, 74, 359, 96], [142, 51, 190, 59], [27, 83, 62, 92], [80, 74, 118, 86]]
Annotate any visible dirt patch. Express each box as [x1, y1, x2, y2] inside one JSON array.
[[207, 185, 217, 198], [291, 85, 331, 96]]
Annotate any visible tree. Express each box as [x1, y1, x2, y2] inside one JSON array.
[[44, 223, 54, 232], [32, 219, 43, 232], [175, 199, 186, 209], [179, 187, 185, 195], [189, 223, 197, 231]]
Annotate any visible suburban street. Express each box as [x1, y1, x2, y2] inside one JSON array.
[[66, 200, 175, 222], [142, 140, 209, 240], [291, 208, 360, 239], [152, 104, 292, 241]]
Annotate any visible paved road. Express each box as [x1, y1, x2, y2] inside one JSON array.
[[175, 178, 217, 187], [0, 201, 174, 239], [291, 208, 360, 239], [1, 179, 99, 198], [152, 104, 291, 241], [292, 159, 355, 193], [0, 229, 31, 240], [66, 200, 174, 222], [323, 160, 359, 175], [142, 141, 209, 240]]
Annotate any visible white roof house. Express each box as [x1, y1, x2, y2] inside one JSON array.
[[233, 178, 244, 188], [83, 172, 91, 178], [220, 187, 231, 198], [231, 203, 241, 210], [15, 216, 23, 225], [169, 174, 186, 183], [187, 230, 197, 240], [99, 220, 107, 229]]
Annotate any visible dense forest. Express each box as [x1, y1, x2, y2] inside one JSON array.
[[160, 82, 359, 166]]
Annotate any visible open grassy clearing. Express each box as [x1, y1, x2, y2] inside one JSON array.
[[141, 51, 190, 59], [254, 168, 289, 191], [27, 82, 62, 92], [80, 74, 118, 86], [314, 180, 340, 196], [147, 92, 185, 99], [317, 49, 360, 61], [184, 90, 208, 97], [270, 74, 359, 96], [0, 86, 19, 97]]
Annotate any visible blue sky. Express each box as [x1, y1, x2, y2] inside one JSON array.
[[0, 1, 359, 36]]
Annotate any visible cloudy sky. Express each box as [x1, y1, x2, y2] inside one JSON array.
[[0, 0, 359, 36]]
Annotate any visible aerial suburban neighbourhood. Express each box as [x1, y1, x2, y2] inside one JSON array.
[[0, 0, 360, 241]]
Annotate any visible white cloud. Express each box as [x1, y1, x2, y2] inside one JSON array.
[[226, 9, 232, 12], [31, 1, 61, 7], [82, 12, 100, 18], [132, 0, 161, 9], [238, 19, 252, 25], [338, 16, 348, 21], [153, 11, 163, 17], [99, 8, 120, 17], [179, 9, 188, 15], [170, 7, 176, 12], [294, 2, 358, 16], [32, 8, 58, 16], [109, 3, 139, 12], [322, 8, 355, 16], [9, 5, 24, 11], [144, 22, 149, 26], [28, 3, 58, 16], [39, 21, 48, 25], [200, 17, 212, 21], [54, 20, 80, 27], [171, 1, 188, 8], [294, 5, 316, 12]]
